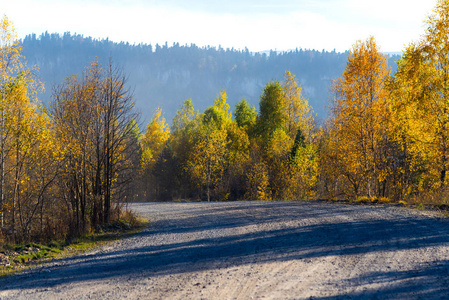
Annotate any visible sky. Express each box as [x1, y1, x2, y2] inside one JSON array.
[[3, 0, 438, 53]]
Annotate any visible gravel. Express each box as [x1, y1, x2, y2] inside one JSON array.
[[1, 201, 449, 299]]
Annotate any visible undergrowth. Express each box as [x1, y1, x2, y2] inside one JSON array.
[[0, 210, 148, 277], [327, 189, 449, 213]]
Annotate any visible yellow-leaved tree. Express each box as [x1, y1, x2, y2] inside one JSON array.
[[328, 37, 391, 198], [52, 60, 138, 235], [141, 107, 170, 200], [283, 70, 314, 140], [391, 0, 449, 192], [189, 128, 228, 202], [141, 108, 170, 171], [0, 15, 58, 242], [187, 91, 231, 201]]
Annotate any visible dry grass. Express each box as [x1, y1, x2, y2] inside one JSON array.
[[0, 209, 148, 277], [404, 188, 449, 209]]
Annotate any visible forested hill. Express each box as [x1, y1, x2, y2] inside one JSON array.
[[21, 32, 398, 125]]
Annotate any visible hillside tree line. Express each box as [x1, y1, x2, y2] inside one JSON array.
[[20, 29, 400, 123]]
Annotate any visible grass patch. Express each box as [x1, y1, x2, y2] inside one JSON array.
[[324, 192, 449, 214], [0, 215, 148, 277], [352, 196, 391, 204]]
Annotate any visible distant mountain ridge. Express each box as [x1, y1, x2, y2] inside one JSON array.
[[21, 32, 400, 126]]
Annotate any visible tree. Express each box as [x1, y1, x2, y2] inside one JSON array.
[[141, 107, 170, 199], [100, 61, 138, 223], [264, 128, 293, 199], [234, 99, 256, 133], [203, 91, 232, 128], [171, 99, 195, 136], [171, 98, 197, 165], [52, 60, 138, 234], [141, 108, 170, 172], [169, 99, 200, 199], [251, 81, 290, 200], [52, 69, 96, 235], [329, 37, 391, 198], [0, 16, 22, 227], [247, 75, 319, 200], [187, 91, 232, 201], [188, 128, 228, 201], [0, 15, 50, 241], [256, 81, 286, 141], [288, 128, 318, 199], [389, 45, 430, 196], [392, 0, 449, 190], [283, 71, 314, 140], [115, 119, 142, 204], [12, 101, 61, 241], [225, 121, 250, 199]]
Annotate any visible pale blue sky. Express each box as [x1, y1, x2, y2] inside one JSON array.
[[4, 0, 437, 52]]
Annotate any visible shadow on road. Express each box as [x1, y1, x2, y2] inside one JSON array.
[[1, 201, 449, 298], [313, 262, 449, 299]]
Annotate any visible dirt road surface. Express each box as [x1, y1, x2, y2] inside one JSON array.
[[1, 201, 449, 299]]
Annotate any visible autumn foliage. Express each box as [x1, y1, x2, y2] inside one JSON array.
[[0, 16, 140, 243], [321, 0, 449, 200], [139, 72, 316, 202], [2, 0, 449, 244]]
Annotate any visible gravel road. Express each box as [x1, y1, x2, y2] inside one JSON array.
[[1, 201, 449, 299]]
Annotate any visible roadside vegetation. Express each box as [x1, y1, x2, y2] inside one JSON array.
[[0, 209, 147, 276], [1, 0, 449, 262]]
